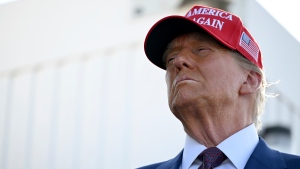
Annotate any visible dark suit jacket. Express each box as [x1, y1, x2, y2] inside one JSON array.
[[137, 137, 300, 169]]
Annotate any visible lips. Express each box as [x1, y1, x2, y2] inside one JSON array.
[[175, 75, 197, 86]]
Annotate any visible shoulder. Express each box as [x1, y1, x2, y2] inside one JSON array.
[[136, 161, 166, 169], [137, 157, 181, 169], [280, 152, 300, 168], [246, 137, 300, 169], [137, 150, 183, 169]]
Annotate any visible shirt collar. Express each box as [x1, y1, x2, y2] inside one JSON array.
[[182, 134, 206, 169], [181, 123, 259, 169], [217, 123, 259, 169]]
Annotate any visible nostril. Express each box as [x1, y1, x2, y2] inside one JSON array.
[[175, 65, 181, 73], [182, 63, 189, 68]]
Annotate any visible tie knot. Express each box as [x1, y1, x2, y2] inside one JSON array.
[[198, 147, 227, 169]]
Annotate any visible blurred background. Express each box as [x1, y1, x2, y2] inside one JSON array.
[[0, 0, 299, 168]]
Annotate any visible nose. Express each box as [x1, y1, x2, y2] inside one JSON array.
[[173, 53, 194, 72]]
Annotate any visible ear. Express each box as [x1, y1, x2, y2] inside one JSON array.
[[239, 70, 262, 95]]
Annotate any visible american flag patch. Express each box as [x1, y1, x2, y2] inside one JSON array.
[[239, 32, 259, 61]]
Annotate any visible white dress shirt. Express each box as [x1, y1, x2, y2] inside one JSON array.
[[180, 123, 259, 169]]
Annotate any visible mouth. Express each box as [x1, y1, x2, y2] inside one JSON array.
[[175, 76, 197, 86]]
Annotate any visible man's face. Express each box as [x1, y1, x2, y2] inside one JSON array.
[[165, 32, 246, 117]]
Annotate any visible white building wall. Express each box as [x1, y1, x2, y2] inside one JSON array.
[[0, 44, 186, 169], [231, 0, 300, 154], [0, 0, 299, 169]]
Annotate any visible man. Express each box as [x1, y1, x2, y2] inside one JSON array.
[[138, 5, 300, 169]]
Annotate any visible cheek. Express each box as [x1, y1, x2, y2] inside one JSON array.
[[213, 69, 242, 93], [165, 72, 176, 100], [204, 66, 233, 89], [165, 72, 172, 90]]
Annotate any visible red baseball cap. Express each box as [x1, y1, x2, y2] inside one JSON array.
[[144, 5, 263, 69]]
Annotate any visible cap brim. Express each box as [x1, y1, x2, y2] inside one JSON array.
[[145, 15, 234, 70]]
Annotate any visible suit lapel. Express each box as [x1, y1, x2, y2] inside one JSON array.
[[157, 150, 183, 169], [245, 137, 286, 169], [155, 137, 287, 169]]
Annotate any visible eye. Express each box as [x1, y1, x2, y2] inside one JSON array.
[[165, 51, 178, 65], [197, 47, 209, 52], [167, 56, 175, 64], [193, 46, 211, 56]]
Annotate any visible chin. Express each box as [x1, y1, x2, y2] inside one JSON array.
[[170, 94, 196, 110]]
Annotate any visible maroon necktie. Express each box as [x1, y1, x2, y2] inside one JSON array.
[[198, 147, 227, 169]]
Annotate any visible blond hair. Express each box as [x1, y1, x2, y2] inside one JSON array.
[[231, 51, 267, 131]]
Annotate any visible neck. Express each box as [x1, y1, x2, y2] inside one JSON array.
[[173, 99, 252, 147]]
